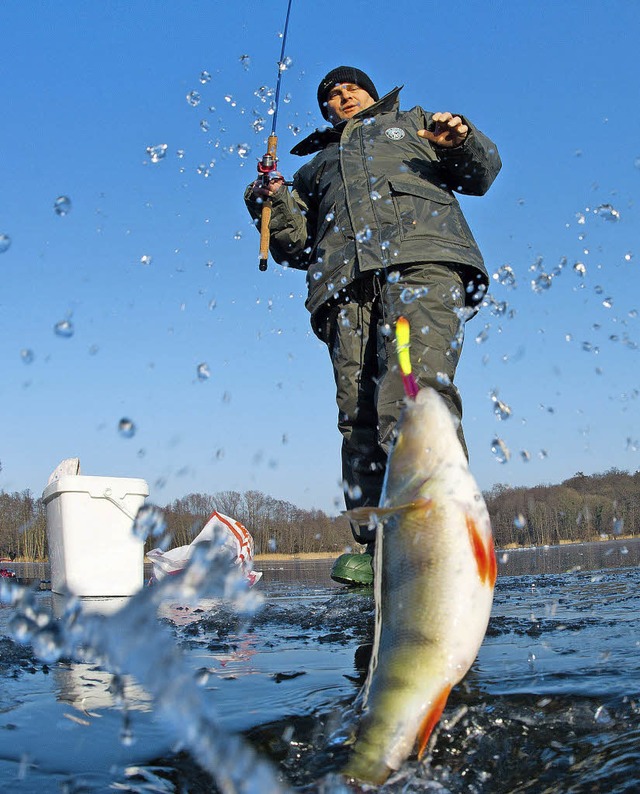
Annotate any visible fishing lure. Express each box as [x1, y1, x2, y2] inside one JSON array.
[[395, 315, 419, 400]]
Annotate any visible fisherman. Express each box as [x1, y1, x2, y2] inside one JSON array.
[[245, 66, 501, 584]]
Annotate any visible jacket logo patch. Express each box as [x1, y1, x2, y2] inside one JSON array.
[[385, 127, 405, 141]]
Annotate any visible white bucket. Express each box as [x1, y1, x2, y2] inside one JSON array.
[[42, 475, 149, 597]]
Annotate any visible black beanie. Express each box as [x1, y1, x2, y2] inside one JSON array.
[[317, 66, 379, 120]]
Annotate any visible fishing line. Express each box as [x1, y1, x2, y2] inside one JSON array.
[[270, 0, 294, 138]]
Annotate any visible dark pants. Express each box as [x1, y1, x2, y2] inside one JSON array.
[[315, 263, 468, 544]]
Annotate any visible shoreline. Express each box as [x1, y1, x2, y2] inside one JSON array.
[[4, 535, 638, 566]]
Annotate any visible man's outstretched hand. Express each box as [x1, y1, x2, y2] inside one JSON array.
[[418, 112, 468, 148]]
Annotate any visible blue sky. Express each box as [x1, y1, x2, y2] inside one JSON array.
[[1, 0, 639, 514]]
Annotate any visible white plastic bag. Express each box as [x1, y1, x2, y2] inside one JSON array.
[[146, 511, 262, 586]]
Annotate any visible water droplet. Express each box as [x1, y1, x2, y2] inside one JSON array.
[[602, 297, 613, 309], [493, 264, 516, 287], [356, 226, 372, 243], [491, 437, 510, 464], [531, 273, 552, 293], [199, 70, 211, 84], [235, 143, 250, 159], [593, 203, 620, 222], [514, 514, 526, 529], [233, 230, 242, 240], [594, 705, 613, 725], [140, 254, 152, 266], [186, 90, 201, 107], [53, 196, 71, 216], [436, 371, 451, 387], [287, 124, 301, 136], [400, 287, 418, 304], [387, 270, 401, 284], [475, 325, 490, 344], [283, 93, 292, 104], [490, 391, 512, 421], [197, 362, 211, 381], [118, 418, 136, 439], [573, 261, 586, 277], [54, 319, 74, 338], [624, 252, 633, 262], [251, 116, 265, 133], [520, 450, 531, 463], [370, 190, 381, 201], [200, 120, 210, 133], [240, 54, 251, 70], [254, 86, 275, 103], [268, 538, 277, 552], [20, 349, 35, 364], [133, 504, 167, 542], [0, 233, 11, 253], [146, 144, 167, 163], [279, 56, 293, 72], [344, 483, 362, 500]]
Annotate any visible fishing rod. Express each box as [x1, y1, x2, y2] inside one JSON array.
[[257, 0, 293, 272]]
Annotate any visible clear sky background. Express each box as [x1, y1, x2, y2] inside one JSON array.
[[1, 0, 639, 515]]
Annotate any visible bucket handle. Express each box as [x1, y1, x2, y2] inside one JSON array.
[[102, 488, 137, 522]]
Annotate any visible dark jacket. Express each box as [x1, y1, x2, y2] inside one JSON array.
[[245, 87, 501, 319]]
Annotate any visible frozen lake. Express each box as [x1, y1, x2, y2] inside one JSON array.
[[1, 539, 639, 792]]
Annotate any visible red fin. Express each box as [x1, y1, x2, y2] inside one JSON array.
[[466, 515, 497, 587], [416, 684, 451, 759]]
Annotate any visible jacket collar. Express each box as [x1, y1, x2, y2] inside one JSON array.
[[290, 86, 403, 156]]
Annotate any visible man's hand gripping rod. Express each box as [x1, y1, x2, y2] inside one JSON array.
[[257, 0, 293, 272]]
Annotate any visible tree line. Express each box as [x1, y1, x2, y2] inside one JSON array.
[[1, 468, 638, 561], [485, 468, 640, 547]]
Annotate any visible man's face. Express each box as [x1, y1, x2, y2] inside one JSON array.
[[325, 83, 375, 124]]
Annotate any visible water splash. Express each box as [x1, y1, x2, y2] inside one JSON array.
[[118, 417, 136, 439], [146, 144, 168, 163], [593, 203, 621, 222], [493, 264, 516, 288], [491, 437, 511, 464], [490, 390, 512, 421], [54, 196, 72, 216], [1, 527, 287, 793], [54, 319, 74, 338], [355, 226, 372, 243], [531, 272, 552, 293], [197, 363, 211, 381]]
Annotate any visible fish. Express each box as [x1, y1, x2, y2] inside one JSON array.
[[342, 384, 497, 785]]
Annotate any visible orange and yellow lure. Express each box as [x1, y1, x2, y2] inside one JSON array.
[[395, 316, 419, 400]]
